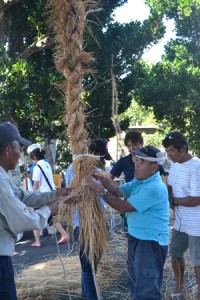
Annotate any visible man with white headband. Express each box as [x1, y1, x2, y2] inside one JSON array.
[[82, 145, 169, 300]]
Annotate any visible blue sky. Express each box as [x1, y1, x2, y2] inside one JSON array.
[[113, 0, 176, 63]]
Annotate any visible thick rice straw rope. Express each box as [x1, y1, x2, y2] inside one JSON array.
[[47, 1, 106, 298], [47, 0, 96, 154]]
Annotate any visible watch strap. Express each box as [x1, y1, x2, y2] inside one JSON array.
[[99, 188, 108, 197]]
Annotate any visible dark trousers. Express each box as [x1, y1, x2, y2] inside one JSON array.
[[0, 256, 17, 300], [74, 227, 98, 300], [128, 235, 168, 300]]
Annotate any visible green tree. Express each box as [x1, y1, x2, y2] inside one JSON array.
[[133, 0, 200, 154], [120, 99, 170, 147], [84, 10, 165, 138], [121, 99, 157, 126], [0, 0, 65, 143], [0, 0, 167, 143]]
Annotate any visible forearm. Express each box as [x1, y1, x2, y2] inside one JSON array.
[[0, 192, 51, 234], [99, 189, 134, 214], [108, 173, 115, 180], [33, 181, 39, 191], [22, 190, 57, 207], [82, 175, 133, 213], [174, 196, 200, 207], [101, 177, 124, 197]]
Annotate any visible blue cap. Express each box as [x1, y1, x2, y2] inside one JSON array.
[[0, 122, 32, 146]]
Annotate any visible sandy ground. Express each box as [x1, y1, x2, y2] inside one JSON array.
[[13, 209, 197, 300]]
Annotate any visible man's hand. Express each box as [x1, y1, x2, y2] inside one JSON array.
[[94, 171, 124, 197], [82, 176, 102, 194], [56, 187, 72, 198]]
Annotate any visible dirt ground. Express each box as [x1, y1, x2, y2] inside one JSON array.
[[13, 209, 197, 300]]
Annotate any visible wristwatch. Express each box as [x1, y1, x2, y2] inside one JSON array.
[[99, 189, 108, 197]]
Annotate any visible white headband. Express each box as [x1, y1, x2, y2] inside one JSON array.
[[135, 154, 165, 165], [72, 154, 101, 161]]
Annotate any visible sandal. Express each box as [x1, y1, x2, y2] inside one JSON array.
[[57, 237, 69, 245]]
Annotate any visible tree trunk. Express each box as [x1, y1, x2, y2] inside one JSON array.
[[44, 139, 56, 173]]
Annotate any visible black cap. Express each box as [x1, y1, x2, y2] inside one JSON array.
[[132, 146, 165, 164], [88, 139, 112, 160], [162, 132, 188, 149], [0, 122, 32, 146]]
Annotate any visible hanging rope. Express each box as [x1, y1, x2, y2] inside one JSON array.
[[47, 1, 108, 298]]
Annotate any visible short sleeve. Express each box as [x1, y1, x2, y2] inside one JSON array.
[[32, 165, 41, 182], [110, 159, 123, 178], [119, 181, 135, 197]]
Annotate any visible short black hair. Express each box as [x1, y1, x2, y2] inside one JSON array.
[[88, 139, 112, 160], [124, 131, 143, 146], [162, 132, 188, 151], [30, 148, 46, 160]]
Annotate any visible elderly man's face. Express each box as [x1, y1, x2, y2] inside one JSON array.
[[164, 145, 186, 163], [3, 141, 21, 171], [134, 157, 158, 180]]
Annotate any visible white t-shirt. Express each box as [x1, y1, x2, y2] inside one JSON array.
[[168, 157, 200, 235], [32, 159, 55, 192]]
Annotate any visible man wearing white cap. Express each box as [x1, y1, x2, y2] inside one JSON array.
[[0, 122, 70, 299], [82, 145, 170, 300]]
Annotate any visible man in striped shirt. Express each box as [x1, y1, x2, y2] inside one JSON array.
[[163, 132, 200, 300]]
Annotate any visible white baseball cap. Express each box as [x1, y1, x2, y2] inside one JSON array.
[[27, 143, 42, 155]]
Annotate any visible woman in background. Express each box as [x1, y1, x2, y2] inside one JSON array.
[[27, 144, 69, 247]]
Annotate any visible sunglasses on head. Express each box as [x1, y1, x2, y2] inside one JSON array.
[[166, 134, 174, 140]]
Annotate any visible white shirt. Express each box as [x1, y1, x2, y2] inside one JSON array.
[[168, 157, 200, 235], [32, 159, 55, 192]]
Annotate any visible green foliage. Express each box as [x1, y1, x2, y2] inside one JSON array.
[[0, 0, 167, 146], [0, 52, 65, 141], [55, 135, 72, 173], [84, 12, 165, 138], [133, 0, 200, 155], [120, 99, 157, 126], [120, 98, 170, 148], [142, 132, 165, 148]]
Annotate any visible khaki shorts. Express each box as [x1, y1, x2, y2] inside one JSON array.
[[170, 229, 200, 266]]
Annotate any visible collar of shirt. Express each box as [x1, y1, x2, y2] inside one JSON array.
[[136, 171, 160, 184]]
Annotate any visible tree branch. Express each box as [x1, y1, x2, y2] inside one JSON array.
[[16, 36, 54, 60]]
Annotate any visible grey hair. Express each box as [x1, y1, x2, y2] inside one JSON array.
[[0, 140, 19, 154]]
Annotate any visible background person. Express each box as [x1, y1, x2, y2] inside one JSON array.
[[162, 132, 200, 300], [109, 131, 144, 238], [28, 144, 69, 247], [0, 122, 70, 300], [65, 139, 112, 300], [82, 146, 169, 300], [109, 131, 144, 182], [26, 162, 36, 191]]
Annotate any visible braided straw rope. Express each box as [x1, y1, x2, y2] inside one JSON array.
[[47, 1, 107, 298]]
